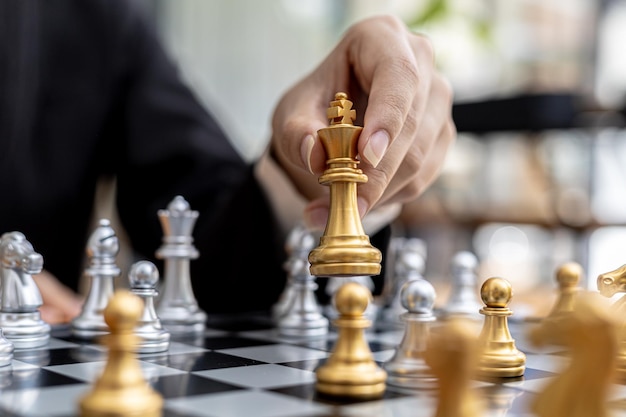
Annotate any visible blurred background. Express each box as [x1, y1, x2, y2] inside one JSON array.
[[126, 0, 626, 317]]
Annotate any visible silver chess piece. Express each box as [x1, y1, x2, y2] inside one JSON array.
[[0, 329, 13, 367], [442, 251, 482, 319], [383, 278, 437, 390], [72, 219, 120, 339], [129, 260, 170, 353], [155, 196, 206, 334], [272, 224, 310, 321], [0, 231, 50, 348], [380, 237, 427, 329], [276, 224, 328, 337]]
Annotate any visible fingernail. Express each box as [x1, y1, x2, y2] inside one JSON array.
[[303, 206, 328, 231], [362, 130, 389, 168], [301, 135, 315, 175]]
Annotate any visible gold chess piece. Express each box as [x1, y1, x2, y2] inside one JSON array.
[[79, 290, 163, 417], [598, 263, 626, 382], [529, 291, 617, 417], [308, 92, 382, 277], [424, 317, 483, 417], [546, 262, 582, 319], [476, 277, 526, 378], [315, 281, 387, 398]]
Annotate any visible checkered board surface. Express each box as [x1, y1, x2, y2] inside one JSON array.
[[2, 315, 626, 417]]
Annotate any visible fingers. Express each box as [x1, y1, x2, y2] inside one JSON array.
[[270, 86, 330, 202], [353, 19, 435, 168], [270, 14, 455, 225], [341, 16, 450, 214], [39, 305, 71, 325], [363, 72, 455, 209], [34, 270, 83, 324]]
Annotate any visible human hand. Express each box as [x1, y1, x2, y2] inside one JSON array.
[[270, 15, 455, 230], [34, 270, 83, 324]]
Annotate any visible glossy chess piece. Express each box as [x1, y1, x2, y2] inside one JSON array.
[[597, 263, 626, 382], [79, 290, 163, 417], [529, 291, 617, 417], [424, 317, 483, 417], [315, 282, 386, 398], [383, 278, 437, 389], [380, 237, 427, 329], [72, 219, 120, 340], [0, 232, 50, 348], [546, 262, 582, 319], [272, 224, 313, 321], [129, 261, 170, 354], [442, 251, 482, 319], [276, 226, 328, 337], [155, 196, 207, 334], [0, 330, 13, 367], [308, 92, 382, 277], [476, 277, 526, 378]]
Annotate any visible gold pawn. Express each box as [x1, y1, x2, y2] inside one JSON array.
[[546, 262, 582, 319], [315, 282, 387, 398], [476, 277, 526, 378], [308, 92, 382, 277], [79, 290, 163, 417], [424, 318, 484, 417]]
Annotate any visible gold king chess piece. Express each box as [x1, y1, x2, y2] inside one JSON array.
[[308, 92, 382, 277]]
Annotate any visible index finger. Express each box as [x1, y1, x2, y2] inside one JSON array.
[[351, 24, 435, 167]]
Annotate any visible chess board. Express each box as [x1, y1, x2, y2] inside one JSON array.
[[3, 314, 626, 417]]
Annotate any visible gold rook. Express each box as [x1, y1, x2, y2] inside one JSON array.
[[308, 92, 382, 277]]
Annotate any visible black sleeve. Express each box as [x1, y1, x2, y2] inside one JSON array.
[[20, 0, 391, 314], [84, 0, 289, 312]]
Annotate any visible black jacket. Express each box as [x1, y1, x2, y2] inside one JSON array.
[[0, 0, 287, 313]]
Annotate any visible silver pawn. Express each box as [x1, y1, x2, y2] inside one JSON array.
[[276, 225, 328, 337], [380, 237, 427, 329], [155, 196, 206, 334], [0, 232, 50, 349], [272, 223, 311, 321], [129, 261, 170, 353], [442, 251, 482, 319], [72, 219, 120, 339], [383, 278, 437, 390]]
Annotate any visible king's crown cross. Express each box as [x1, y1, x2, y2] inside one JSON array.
[[327, 92, 356, 126]]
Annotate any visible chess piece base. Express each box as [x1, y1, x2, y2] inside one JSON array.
[[477, 352, 526, 378], [158, 310, 206, 335], [71, 320, 109, 341], [0, 333, 13, 367], [387, 375, 436, 391], [277, 314, 329, 338], [385, 358, 436, 390], [316, 363, 387, 399], [135, 330, 171, 354], [309, 238, 381, 277], [310, 263, 381, 277], [80, 386, 163, 417], [0, 312, 50, 349]]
